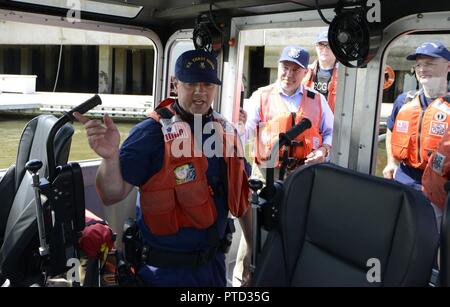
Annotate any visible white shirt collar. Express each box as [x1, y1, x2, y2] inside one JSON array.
[[276, 81, 303, 97]]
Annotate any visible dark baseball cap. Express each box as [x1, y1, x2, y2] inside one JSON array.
[[175, 49, 222, 85], [406, 41, 450, 61], [278, 45, 309, 69]]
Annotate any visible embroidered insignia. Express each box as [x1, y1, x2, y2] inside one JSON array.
[[429, 121, 448, 137], [162, 122, 189, 142], [395, 120, 409, 133], [288, 47, 301, 59], [199, 62, 206, 69], [435, 111, 447, 121], [174, 163, 196, 184]]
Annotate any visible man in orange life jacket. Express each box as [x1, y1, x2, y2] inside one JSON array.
[[74, 49, 252, 287], [243, 45, 334, 181], [384, 41, 450, 223], [233, 45, 333, 287], [303, 29, 339, 113]]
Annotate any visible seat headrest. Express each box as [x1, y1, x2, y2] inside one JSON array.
[[14, 115, 73, 189], [0, 115, 73, 283]]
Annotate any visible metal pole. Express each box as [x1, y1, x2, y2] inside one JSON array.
[[30, 172, 49, 257]]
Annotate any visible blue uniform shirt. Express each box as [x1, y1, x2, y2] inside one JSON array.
[[387, 90, 435, 189]]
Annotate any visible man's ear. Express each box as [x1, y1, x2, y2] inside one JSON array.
[[172, 77, 179, 95]]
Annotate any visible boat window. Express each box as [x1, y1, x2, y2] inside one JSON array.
[[0, 19, 156, 170], [237, 26, 332, 160], [166, 39, 194, 98], [11, 0, 143, 18], [374, 33, 450, 177]]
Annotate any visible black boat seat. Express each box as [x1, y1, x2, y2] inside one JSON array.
[[0, 115, 73, 285], [253, 163, 439, 286]]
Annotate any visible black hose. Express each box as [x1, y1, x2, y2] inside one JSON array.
[[315, 0, 332, 24]]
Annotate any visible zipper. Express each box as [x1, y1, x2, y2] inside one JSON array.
[[416, 94, 427, 164]]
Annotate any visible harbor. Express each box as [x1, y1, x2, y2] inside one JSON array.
[[0, 91, 152, 169], [0, 91, 153, 120]]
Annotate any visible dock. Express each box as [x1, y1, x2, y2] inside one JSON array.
[[0, 92, 153, 120]]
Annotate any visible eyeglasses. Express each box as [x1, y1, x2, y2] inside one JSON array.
[[412, 61, 440, 71], [179, 82, 216, 90], [315, 42, 330, 49]]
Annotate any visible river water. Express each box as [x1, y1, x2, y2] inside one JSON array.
[[0, 116, 137, 170]]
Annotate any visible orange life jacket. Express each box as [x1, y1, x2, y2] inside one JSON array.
[[391, 94, 450, 170], [303, 60, 338, 113], [254, 84, 323, 168], [422, 128, 450, 210], [140, 99, 250, 236]]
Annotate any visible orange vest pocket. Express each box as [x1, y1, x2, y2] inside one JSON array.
[[422, 136, 443, 163], [175, 180, 217, 229], [391, 133, 411, 161], [140, 189, 179, 235]]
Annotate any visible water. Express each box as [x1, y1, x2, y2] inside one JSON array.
[[0, 116, 137, 170]]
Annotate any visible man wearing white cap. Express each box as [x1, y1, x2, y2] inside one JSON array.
[[384, 41, 450, 225], [243, 45, 334, 181], [233, 46, 333, 287], [303, 29, 339, 113]]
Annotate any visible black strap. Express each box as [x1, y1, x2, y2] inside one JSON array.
[[155, 107, 174, 119], [306, 89, 316, 99]]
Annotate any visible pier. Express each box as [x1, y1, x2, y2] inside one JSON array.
[[0, 92, 153, 120]]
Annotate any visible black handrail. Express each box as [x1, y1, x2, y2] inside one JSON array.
[[46, 95, 102, 181]]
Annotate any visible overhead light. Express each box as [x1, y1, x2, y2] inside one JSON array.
[[11, 0, 143, 18]]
